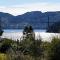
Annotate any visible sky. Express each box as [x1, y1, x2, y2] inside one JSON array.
[[0, 0, 60, 15]]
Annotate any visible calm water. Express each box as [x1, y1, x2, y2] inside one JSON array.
[[4, 29, 46, 33]]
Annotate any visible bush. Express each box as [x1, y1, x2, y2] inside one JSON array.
[[48, 37, 60, 60]]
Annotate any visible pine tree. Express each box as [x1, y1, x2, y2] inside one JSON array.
[[23, 25, 35, 40], [0, 17, 3, 36]]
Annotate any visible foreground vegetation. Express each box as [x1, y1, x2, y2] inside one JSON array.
[[0, 25, 60, 60]]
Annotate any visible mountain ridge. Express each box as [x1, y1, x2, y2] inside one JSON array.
[[0, 11, 60, 29]]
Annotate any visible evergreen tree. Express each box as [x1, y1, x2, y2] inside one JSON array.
[[23, 25, 35, 40], [20, 25, 43, 60], [0, 17, 3, 36]]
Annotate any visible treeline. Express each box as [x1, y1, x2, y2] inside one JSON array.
[[0, 26, 60, 60]]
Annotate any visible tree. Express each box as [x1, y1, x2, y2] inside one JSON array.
[[21, 25, 35, 52], [23, 25, 35, 40], [0, 30, 3, 36], [0, 17, 3, 36], [20, 25, 43, 60]]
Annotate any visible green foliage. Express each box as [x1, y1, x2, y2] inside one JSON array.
[[30, 40, 43, 57], [19, 25, 43, 60], [1, 26, 60, 60], [23, 25, 35, 39], [0, 30, 3, 36], [48, 37, 60, 60], [0, 38, 15, 53], [23, 25, 33, 34], [0, 19, 3, 36]]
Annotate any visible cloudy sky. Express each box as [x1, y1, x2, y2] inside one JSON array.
[[0, 0, 60, 16]]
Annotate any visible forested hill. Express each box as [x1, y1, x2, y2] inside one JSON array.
[[0, 11, 60, 29]]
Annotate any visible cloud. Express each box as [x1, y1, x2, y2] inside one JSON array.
[[0, 3, 60, 16]]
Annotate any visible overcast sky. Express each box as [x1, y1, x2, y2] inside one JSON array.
[[0, 0, 60, 16]]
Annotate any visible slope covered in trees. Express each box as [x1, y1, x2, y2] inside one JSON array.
[[0, 11, 60, 29]]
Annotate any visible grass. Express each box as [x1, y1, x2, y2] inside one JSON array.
[[0, 53, 10, 60]]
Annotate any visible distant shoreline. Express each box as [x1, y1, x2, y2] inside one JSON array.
[[1, 30, 60, 42]]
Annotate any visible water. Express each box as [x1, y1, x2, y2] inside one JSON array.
[[4, 29, 46, 33], [4, 29, 23, 33], [1, 29, 60, 42]]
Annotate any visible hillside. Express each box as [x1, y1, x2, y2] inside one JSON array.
[[0, 11, 60, 29]]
